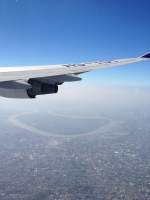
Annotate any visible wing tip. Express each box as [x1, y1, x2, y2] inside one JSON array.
[[141, 52, 150, 59]]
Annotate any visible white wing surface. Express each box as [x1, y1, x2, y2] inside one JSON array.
[[0, 53, 149, 82], [0, 53, 149, 98]]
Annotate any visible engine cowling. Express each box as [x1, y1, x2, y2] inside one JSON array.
[[27, 79, 58, 98], [0, 80, 58, 99], [0, 87, 33, 99]]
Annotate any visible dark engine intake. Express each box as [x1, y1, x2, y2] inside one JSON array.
[[27, 79, 58, 98]]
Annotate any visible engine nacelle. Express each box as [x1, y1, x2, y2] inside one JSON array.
[[0, 87, 33, 99], [0, 80, 58, 99], [0, 81, 31, 98], [27, 79, 58, 98]]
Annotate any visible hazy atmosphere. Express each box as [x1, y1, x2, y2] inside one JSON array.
[[0, 84, 150, 199], [0, 0, 150, 199]]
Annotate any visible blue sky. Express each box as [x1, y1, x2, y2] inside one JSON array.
[[0, 0, 149, 86]]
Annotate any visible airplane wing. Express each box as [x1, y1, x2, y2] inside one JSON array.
[[0, 52, 150, 82], [0, 53, 149, 98]]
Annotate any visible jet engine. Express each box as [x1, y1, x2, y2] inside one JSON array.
[[0, 80, 58, 99], [27, 79, 58, 98]]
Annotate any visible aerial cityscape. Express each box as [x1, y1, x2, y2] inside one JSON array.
[[0, 86, 149, 200]]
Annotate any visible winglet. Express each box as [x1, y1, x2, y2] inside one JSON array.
[[141, 52, 150, 59]]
